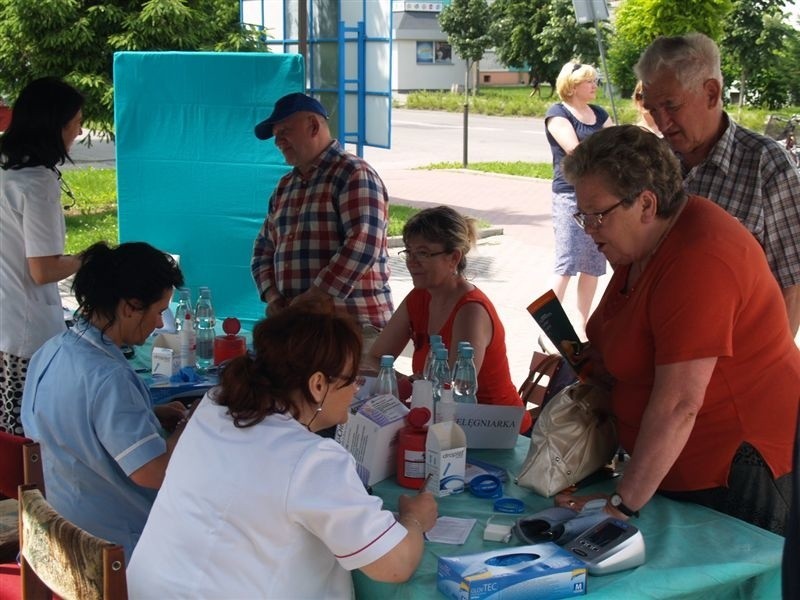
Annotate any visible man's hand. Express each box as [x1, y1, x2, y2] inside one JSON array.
[[291, 286, 335, 313], [266, 294, 289, 318], [153, 401, 188, 432]]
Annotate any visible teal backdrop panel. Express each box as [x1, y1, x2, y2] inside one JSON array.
[[113, 51, 304, 329]]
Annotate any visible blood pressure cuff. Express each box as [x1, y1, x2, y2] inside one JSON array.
[[514, 500, 609, 546], [513, 507, 577, 544]]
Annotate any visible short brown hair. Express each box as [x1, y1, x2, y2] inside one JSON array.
[[562, 125, 686, 218]]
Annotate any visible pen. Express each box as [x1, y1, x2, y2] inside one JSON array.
[[420, 473, 433, 494]]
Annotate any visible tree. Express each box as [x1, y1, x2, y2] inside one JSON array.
[[490, 0, 601, 94], [607, 0, 733, 96], [721, 0, 791, 109], [438, 0, 493, 96], [0, 0, 263, 136]]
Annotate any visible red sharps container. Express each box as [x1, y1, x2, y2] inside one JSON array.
[[396, 407, 431, 489], [213, 317, 247, 365]]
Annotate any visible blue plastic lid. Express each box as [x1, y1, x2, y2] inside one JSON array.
[[379, 355, 394, 367], [434, 347, 448, 359]]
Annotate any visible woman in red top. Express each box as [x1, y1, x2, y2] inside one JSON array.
[[556, 125, 800, 534], [370, 206, 530, 433]]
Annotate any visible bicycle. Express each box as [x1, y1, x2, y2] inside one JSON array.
[[764, 114, 800, 167]]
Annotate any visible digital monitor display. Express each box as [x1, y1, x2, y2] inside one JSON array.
[[586, 522, 624, 546]]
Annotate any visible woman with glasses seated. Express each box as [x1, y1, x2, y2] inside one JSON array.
[[555, 125, 800, 535], [369, 206, 531, 433], [128, 305, 437, 598], [0, 77, 87, 435], [545, 61, 613, 331]]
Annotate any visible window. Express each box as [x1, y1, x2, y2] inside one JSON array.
[[416, 41, 452, 65]]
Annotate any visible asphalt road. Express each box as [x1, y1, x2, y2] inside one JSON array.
[[67, 108, 551, 170]]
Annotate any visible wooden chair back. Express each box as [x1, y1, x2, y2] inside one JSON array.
[[18, 484, 128, 600]]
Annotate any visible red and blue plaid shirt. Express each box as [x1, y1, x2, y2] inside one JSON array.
[[251, 141, 393, 328]]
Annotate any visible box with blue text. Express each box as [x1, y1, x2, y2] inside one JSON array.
[[437, 543, 587, 600]]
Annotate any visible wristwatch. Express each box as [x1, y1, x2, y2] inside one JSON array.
[[609, 493, 639, 518]]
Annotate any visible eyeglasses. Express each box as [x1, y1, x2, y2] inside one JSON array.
[[398, 249, 449, 262], [573, 200, 625, 230], [328, 373, 364, 390]]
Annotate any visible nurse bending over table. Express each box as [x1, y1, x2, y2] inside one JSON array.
[[21, 241, 188, 560], [556, 125, 800, 534], [128, 306, 438, 599]]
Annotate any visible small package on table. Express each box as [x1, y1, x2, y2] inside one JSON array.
[[437, 543, 587, 600]]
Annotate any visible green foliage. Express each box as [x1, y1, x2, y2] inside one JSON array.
[[721, 0, 794, 108], [490, 0, 601, 89], [0, 0, 264, 136], [607, 0, 733, 96], [438, 0, 493, 94]]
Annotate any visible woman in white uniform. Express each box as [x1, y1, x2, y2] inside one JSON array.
[[0, 77, 85, 435], [128, 305, 438, 599]]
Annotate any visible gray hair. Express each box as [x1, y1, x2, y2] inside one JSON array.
[[634, 32, 722, 92], [562, 125, 686, 218]]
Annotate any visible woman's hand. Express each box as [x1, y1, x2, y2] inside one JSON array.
[[554, 490, 609, 513], [398, 491, 438, 532], [153, 400, 189, 432]]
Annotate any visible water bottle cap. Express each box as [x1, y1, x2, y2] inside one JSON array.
[[434, 347, 448, 359], [429, 334, 442, 344], [379, 355, 395, 367], [407, 407, 431, 428], [462, 347, 474, 358]]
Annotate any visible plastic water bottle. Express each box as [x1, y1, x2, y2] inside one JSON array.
[[194, 287, 215, 371], [452, 345, 478, 404], [429, 346, 452, 419], [423, 335, 444, 381], [179, 313, 196, 368], [375, 355, 399, 400], [435, 385, 456, 423], [174, 288, 192, 331]]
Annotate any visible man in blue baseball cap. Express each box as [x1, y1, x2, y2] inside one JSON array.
[[251, 92, 393, 361]]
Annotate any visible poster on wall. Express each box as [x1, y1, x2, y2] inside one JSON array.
[[416, 41, 434, 64], [435, 42, 452, 63]]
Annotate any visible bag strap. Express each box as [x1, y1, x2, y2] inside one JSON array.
[[518, 352, 564, 416]]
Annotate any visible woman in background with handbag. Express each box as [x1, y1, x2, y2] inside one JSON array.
[[556, 125, 800, 535]]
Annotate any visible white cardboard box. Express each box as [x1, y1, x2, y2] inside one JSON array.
[[151, 333, 181, 376], [335, 394, 409, 486], [425, 421, 467, 497]]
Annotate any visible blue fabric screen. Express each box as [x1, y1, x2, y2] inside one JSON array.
[[113, 51, 304, 328]]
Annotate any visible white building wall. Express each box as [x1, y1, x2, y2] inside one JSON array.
[[392, 39, 465, 92]]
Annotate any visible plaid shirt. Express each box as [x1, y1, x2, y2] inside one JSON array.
[[683, 114, 800, 289], [251, 141, 393, 328]]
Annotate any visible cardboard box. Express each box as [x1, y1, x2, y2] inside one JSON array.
[[425, 421, 467, 497], [437, 543, 587, 600], [335, 394, 409, 486], [151, 333, 181, 377]]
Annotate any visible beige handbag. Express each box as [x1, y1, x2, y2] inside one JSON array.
[[516, 382, 617, 497]]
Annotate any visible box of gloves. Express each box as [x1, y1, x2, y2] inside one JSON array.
[[437, 543, 587, 600]]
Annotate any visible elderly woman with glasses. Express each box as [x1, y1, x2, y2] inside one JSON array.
[[128, 305, 437, 598], [555, 125, 800, 535], [369, 205, 531, 433], [545, 61, 613, 331]]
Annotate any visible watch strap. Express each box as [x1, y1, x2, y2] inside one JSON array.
[[611, 493, 639, 518]]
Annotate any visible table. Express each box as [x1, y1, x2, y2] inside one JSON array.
[[353, 436, 784, 599]]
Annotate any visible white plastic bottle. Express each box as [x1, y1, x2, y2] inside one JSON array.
[[435, 385, 456, 423]]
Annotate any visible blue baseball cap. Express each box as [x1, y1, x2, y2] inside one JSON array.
[[254, 92, 328, 140]]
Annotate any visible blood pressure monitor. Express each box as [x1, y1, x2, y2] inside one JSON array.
[[563, 518, 646, 575]]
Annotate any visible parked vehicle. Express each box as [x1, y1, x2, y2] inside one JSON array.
[[764, 114, 799, 167]]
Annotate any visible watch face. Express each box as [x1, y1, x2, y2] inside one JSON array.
[[611, 494, 623, 507]]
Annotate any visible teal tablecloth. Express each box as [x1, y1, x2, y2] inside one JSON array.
[[353, 436, 784, 599]]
